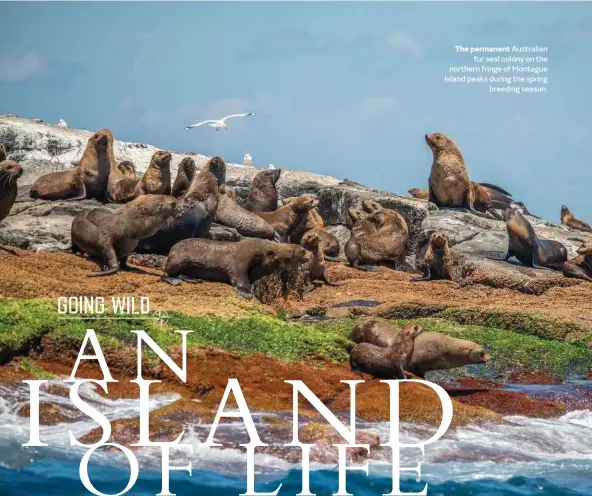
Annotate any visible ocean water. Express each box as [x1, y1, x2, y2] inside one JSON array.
[[0, 380, 591, 496]]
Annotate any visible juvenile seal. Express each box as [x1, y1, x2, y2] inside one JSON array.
[[216, 187, 278, 240], [162, 238, 308, 299], [30, 129, 112, 201], [490, 204, 568, 270], [348, 209, 377, 237], [255, 197, 319, 242], [137, 157, 224, 254], [349, 319, 423, 348], [108, 158, 140, 204], [412, 231, 453, 282], [171, 157, 196, 198], [563, 240, 592, 282], [71, 195, 177, 276], [408, 332, 490, 377], [561, 205, 591, 233], [243, 169, 281, 212], [117, 161, 137, 179], [300, 230, 345, 290], [134, 151, 172, 197], [349, 323, 423, 379], [408, 188, 429, 200]]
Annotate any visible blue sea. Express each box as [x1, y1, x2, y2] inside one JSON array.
[[0, 380, 591, 496]]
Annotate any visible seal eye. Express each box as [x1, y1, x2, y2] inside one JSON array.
[[480, 350, 485, 358]]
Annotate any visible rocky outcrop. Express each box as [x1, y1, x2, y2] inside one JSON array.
[[1, 114, 591, 294]]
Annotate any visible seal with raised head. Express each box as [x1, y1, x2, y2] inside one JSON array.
[[412, 231, 453, 282], [108, 158, 140, 204], [162, 237, 308, 299], [137, 156, 224, 254], [348, 208, 377, 237], [561, 205, 591, 233], [349, 323, 423, 379], [563, 240, 592, 282], [134, 151, 172, 197], [0, 160, 23, 223], [117, 161, 137, 179], [243, 169, 281, 212], [349, 319, 423, 348], [171, 157, 196, 198], [30, 129, 112, 201], [490, 204, 568, 270], [216, 187, 278, 240], [407, 332, 490, 378], [71, 194, 177, 276], [255, 197, 319, 242], [300, 230, 345, 290]]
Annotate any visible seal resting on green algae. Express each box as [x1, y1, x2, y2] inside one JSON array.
[[561, 205, 592, 233], [71, 194, 177, 276], [136, 156, 224, 254], [349, 322, 423, 379], [489, 203, 567, 270], [30, 129, 112, 201], [349, 319, 423, 348], [134, 151, 172, 197], [162, 238, 309, 299], [300, 230, 345, 291], [408, 332, 490, 377], [243, 169, 281, 212], [255, 196, 319, 242], [412, 231, 454, 282], [563, 239, 592, 282], [171, 157, 196, 198]]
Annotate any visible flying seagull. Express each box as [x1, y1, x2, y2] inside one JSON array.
[[185, 112, 254, 131]]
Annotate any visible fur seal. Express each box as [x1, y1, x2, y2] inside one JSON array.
[[0, 160, 23, 223], [408, 332, 490, 377], [171, 157, 196, 198], [117, 161, 137, 179], [216, 187, 278, 240], [243, 169, 281, 212], [348, 209, 377, 237], [71, 195, 177, 276], [0, 143, 6, 163], [345, 206, 411, 272], [137, 157, 223, 254], [349, 322, 423, 379], [162, 238, 308, 299], [426, 133, 500, 219], [408, 188, 429, 200], [255, 197, 319, 242], [563, 240, 592, 282], [412, 231, 453, 282], [349, 319, 423, 348], [108, 158, 139, 204], [30, 129, 112, 201], [134, 151, 172, 197], [490, 204, 568, 270], [300, 230, 345, 290], [561, 205, 591, 233]]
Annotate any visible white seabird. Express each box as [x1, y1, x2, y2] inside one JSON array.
[[185, 113, 254, 131]]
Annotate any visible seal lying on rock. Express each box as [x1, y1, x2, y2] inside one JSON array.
[[408, 332, 490, 377], [255, 197, 319, 242], [561, 205, 591, 233], [563, 240, 592, 282], [490, 204, 568, 270], [162, 238, 309, 299], [349, 322, 423, 379], [134, 151, 172, 197], [71, 195, 177, 276], [30, 129, 112, 201], [300, 230, 345, 290], [137, 156, 223, 254], [408, 188, 429, 200], [243, 169, 281, 212], [171, 157, 196, 198], [412, 231, 453, 282], [216, 188, 278, 240], [0, 160, 23, 223]]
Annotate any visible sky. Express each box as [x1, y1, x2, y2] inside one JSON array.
[[0, 2, 591, 222]]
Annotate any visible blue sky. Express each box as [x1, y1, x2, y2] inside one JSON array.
[[0, 2, 591, 222]]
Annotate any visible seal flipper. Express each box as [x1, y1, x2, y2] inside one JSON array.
[[161, 276, 183, 286], [64, 180, 87, 202], [321, 274, 346, 286], [488, 245, 512, 262], [479, 183, 513, 197], [230, 270, 254, 299], [411, 263, 432, 282], [88, 265, 120, 277], [355, 264, 381, 273], [393, 363, 406, 380], [324, 256, 342, 262]]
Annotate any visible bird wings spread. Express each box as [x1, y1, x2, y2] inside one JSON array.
[[219, 112, 254, 123], [185, 120, 217, 130]]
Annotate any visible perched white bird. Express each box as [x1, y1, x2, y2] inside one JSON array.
[[57, 119, 69, 129], [268, 164, 276, 169], [185, 112, 254, 131], [243, 153, 253, 174]]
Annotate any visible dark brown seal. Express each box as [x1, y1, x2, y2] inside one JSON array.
[[348, 209, 377, 237], [349, 319, 423, 348], [71, 195, 177, 276], [0, 143, 6, 162], [412, 231, 453, 282], [137, 156, 224, 254], [408, 188, 429, 200], [561, 205, 591, 232], [563, 240, 592, 282], [216, 187, 278, 240], [255, 196, 319, 242], [490, 204, 568, 270], [243, 169, 281, 212], [0, 160, 23, 224], [134, 151, 172, 197], [30, 129, 113, 201], [108, 158, 139, 203], [300, 230, 345, 290], [349, 322, 423, 379], [162, 237, 308, 299], [171, 157, 196, 198], [408, 332, 490, 378]]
